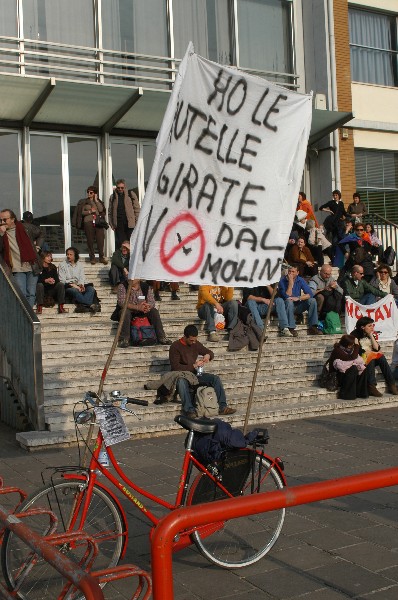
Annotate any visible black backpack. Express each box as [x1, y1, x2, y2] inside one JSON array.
[[382, 246, 396, 267]]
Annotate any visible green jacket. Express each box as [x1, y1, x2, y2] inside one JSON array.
[[341, 276, 387, 301], [111, 249, 129, 271]]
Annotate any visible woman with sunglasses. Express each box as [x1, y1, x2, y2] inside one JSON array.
[[370, 264, 398, 305], [338, 223, 376, 282], [350, 316, 398, 397]]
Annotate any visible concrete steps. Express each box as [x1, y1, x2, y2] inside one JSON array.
[[16, 262, 397, 449]]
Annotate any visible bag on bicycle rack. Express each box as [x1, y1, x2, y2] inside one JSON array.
[[194, 385, 219, 418], [191, 419, 262, 470], [190, 448, 254, 504]]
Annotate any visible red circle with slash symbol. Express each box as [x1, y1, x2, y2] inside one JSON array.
[[160, 212, 205, 277]]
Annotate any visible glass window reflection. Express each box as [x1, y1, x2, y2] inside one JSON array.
[[68, 137, 100, 253], [30, 134, 64, 253], [110, 142, 139, 202], [173, 0, 232, 64], [22, 0, 94, 46], [0, 132, 21, 217], [237, 0, 293, 77]]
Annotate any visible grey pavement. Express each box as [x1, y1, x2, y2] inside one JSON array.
[[1, 407, 398, 599]]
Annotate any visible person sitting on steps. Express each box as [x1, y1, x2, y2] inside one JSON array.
[[309, 264, 343, 320], [197, 285, 239, 342], [340, 265, 387, 306], [109, 240, 130, 293], [58, 247, 100, 314], [278, 264, 322, 336], [169, 324, 236, 418], [117, 278, 171, 348], [350, 316, 398, 398], [36, 251, 67, 314]]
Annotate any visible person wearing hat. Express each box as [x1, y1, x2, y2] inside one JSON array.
[[109, 240, 130, 293]]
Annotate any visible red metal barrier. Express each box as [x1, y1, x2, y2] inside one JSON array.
[[0, 503, 105, 600], [151, 466, 398, 600]]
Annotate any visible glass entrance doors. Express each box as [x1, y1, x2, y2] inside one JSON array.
[[27, 133, 155, 255], [30, 134, 65, 253]]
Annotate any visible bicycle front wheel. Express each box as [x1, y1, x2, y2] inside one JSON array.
[[1, 479, 125, 600], [189, 451, 285, 568]]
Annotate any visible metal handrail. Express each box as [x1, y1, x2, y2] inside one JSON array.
[[0, 35, 298, 89], [0, 503, 104, 599], [0, 261, 44, 431], [368, 212, 398, 271], [151, 466, 398, 599]]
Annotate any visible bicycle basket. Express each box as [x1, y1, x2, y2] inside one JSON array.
[[190, 448, 252, 504]]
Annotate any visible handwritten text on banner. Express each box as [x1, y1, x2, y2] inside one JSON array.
[[129, 44, 312, 286]]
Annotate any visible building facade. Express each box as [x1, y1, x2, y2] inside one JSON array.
[[347, 0, 398, 223], [0, 0, 357, 257]]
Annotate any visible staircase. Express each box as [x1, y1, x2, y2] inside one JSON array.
[[16, 262, 398, 450]]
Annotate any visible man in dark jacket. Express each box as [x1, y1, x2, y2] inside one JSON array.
[[0, 208, 43, 306], [109, 240, 130, 292], [320, 189, 347, 251], [341, 265, 387, 305], [169, 324, 236, 418]]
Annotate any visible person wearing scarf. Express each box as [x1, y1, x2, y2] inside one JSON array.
[[328, 334, 368, 400], [370, 264, 398, 306], [108, 179, 140, 248], [0, 208, 43, 307]]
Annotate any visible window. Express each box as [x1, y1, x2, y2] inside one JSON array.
[[237, 0, 293, 80], [22, 0, 96, 80], [355, 149, 398, 222], [349, 8, 398, 87], [172, 0, 233, 64], [23, 0, 95, 46], [0, 131, 21, 217]]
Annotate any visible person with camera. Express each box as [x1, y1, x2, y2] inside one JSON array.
[[169, 324, 236, 418], [73, 186, 108, 265]]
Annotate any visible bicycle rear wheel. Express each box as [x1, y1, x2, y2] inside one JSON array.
[[1, 479, 125, 600], [188, 450, 285, 568]]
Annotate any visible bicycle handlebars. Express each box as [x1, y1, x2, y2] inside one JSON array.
[[84, 391, 148, 407]]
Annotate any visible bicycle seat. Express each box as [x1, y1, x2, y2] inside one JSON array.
[[174, 415, 218, 434]]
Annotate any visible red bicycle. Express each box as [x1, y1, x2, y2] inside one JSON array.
[[1, 391, 286, 599]]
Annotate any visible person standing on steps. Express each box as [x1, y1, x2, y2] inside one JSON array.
[[72, 186, 108, 265], [0, 208, 43, 307], [109, 179, 140, 248], [169, 324, 237, 418]]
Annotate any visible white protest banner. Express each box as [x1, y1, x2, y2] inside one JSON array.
[[345, 295, 398, 341], [129, 44, 312, 287]]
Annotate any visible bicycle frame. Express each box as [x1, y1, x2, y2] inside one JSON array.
[[61, 425, 286, 555]]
